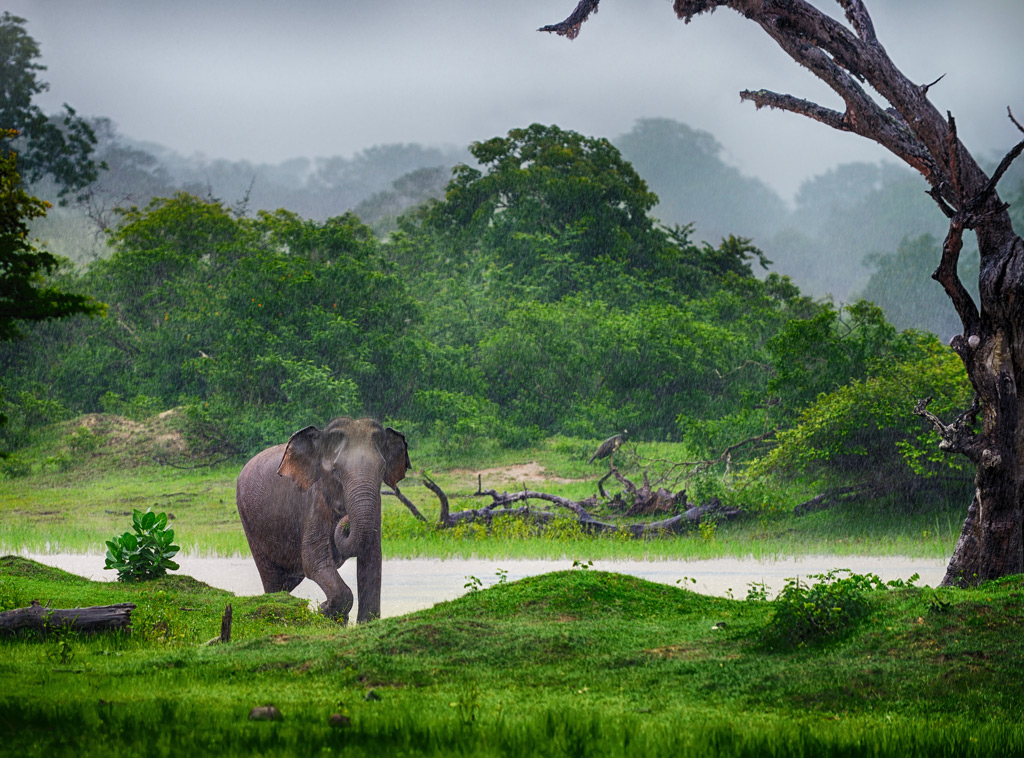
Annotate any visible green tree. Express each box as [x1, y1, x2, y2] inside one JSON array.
[[0, 130, 102, 342], [749, 333, 973, 500], [422, 123, 664, 301], [0, 13, 102, 198]]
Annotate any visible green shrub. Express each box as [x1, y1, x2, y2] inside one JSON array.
[[100, 392, 165, 421], [0, 454, 31, 479], [764, 569, 891, 649], [104, 509, 181, 582]]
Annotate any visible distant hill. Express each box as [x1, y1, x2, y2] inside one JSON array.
[[27, 115, 1023, 338]]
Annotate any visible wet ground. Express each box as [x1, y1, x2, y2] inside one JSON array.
[[22, 552, 946, 620]]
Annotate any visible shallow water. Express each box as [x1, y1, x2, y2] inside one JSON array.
[[21, 552, 946, 620]]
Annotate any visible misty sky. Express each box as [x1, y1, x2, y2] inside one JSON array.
[[9, 0, 1024, 201]]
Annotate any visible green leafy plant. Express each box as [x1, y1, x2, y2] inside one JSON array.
[[104, 509, 180, 582], [45, 622, 77, 665], [764, 569, 876, 649]]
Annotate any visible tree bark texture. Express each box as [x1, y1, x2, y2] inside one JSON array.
[[0, 600, 136, 634], [543, 0, 1024, 586]]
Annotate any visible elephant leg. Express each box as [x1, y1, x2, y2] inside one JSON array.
[[355, 544, 382, 623], [253, 557, 304, 595], [305, 559, 354, 623]]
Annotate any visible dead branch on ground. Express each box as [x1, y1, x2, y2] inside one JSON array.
[[413, 469, 742, 537], [0, 600, 136, 635]]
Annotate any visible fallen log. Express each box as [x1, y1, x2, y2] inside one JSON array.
[[417, 473, 743, 537], [0, 600, 136, 635]]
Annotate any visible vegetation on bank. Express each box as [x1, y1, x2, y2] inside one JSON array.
[[0, 413, 963, 561], [1, 557, 1021, 757]]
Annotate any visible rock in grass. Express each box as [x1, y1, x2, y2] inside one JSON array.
[[248, 705, 282, 721], [364, 690, 381, 701], [328, 713, 351, 727]]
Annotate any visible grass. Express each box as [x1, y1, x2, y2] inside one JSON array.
[[1, 556, 1021, 757], [0, 458, 962, 561], [0, 419, 964, 561]]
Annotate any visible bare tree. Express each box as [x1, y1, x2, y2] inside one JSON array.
[[542, 0, 1024, 586]]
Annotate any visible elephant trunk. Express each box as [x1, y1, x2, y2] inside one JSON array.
[[332, 473, 383, 623], [333, 480, 381, 558]]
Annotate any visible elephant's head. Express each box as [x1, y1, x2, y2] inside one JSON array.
[[277, 417, 409, 557]]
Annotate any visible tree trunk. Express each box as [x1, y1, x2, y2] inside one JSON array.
[[543, 0, 1024, 586], [0, 600, 136, 634]]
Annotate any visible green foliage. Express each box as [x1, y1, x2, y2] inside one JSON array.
[[3, 195, 423, 455], [428, 123, 661, 288], [0, 14, 103, 198], [99, 392, 164, 421], [0, 130, 104, 343], [0, 115, 957, 495], [0, 576, 25, 610], [750, 332, 973, 489], [764, 569, 916, 649], [104, 508, 181, 582]]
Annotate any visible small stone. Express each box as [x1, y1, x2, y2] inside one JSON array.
[[364, 689, 382, 701], [328, 713, 351, 727], [248, 705, 282, 721]]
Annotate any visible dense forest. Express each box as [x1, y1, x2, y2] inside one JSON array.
[[7, 9, 1023, 512], [33, 113, 1024, 339], [3, 114, 991, 509]]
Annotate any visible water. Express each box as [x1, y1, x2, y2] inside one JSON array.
[[20, 552, 946, 619]]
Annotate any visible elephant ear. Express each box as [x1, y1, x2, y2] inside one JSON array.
[[381, 427, 411, 488], [278, 425, 323, 492]]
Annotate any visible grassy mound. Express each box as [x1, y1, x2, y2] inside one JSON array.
[[1, 560, 1024, 756]]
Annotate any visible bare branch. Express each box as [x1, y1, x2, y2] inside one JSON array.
[[913, 395, 984, 464], [972, 108, 1024, 208], [932, 223, 981, 336], [835, 0, 877, 43], [740, 89, 848, 132], [919, 74, 945, 96], [538, 0, 600, 39], [420, 472, 450, 525], [1010, 107, 1024, 135]]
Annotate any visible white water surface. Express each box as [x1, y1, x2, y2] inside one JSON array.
[[19, 552, 946, 620]]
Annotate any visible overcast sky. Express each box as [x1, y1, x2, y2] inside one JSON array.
[[8, 0, 1024, 201]]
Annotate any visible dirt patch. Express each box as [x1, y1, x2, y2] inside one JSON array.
[[65, 412, 191, 466], [453, 461, 584, 485]]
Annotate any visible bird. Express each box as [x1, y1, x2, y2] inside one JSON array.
[[588, 430, 627, 464]]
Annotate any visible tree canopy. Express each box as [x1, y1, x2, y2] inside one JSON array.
[[0, 130, 103, 342], [0, 13, 102, 198]]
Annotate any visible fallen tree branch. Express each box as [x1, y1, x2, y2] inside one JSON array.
[[387, 484, 428, 523], [792, 484, 881, 516], [415, 470, 742, 537], [0, 600, 136, 635]]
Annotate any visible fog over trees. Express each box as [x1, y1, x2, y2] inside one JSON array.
[[27, 109, 1022, 339]]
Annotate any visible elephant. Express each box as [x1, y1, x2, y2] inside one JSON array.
[[236, 417, 410, 624]]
